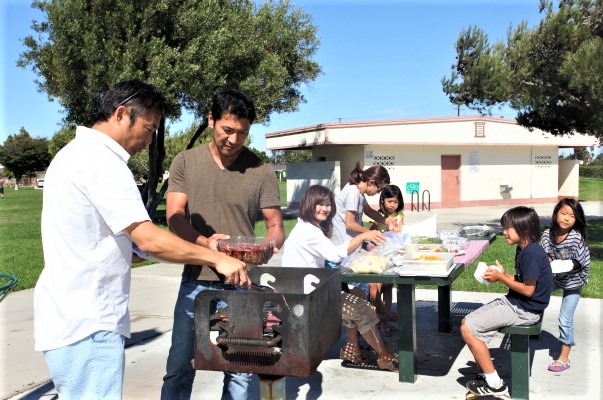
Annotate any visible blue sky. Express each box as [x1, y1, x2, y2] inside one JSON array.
[[1, 0, 559, 154]]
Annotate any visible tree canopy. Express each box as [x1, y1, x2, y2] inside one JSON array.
[[271, 149, 312, 164], [442, 0, 603, 140], [0, 128, 51, 186], [47, 124, 75, 159], [18, 0, 322, 215]]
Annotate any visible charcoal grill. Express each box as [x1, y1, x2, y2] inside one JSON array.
[[193, 267, 341, 397]]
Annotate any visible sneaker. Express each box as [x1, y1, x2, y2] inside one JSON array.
[[466, 378, 509, 397], [548, 359, 570, 372]]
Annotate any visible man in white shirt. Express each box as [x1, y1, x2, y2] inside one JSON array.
[[34, 80, 251, 400]]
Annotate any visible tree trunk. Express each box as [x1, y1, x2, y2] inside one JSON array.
[[187, 120, 208, 150], [144, 118, 166, 220], [143, 118, 209, 222]]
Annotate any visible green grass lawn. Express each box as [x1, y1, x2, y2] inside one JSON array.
[[0, 188, 44, 290], [580, 177, 603, 201], [1, 178, 601, 299]]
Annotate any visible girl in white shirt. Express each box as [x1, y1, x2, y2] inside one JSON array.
[[282, 185, 398, 371]]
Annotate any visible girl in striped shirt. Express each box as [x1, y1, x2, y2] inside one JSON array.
[[541, 198, 590, 373]]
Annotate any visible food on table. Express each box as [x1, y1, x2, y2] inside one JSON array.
[[398, 251, 455, 275], [350, 255, 389, 274], [417, 243, 442, 251], [412, 254, 443, 262], [413, 236, 443, 244], [435, 247, 463, 254]]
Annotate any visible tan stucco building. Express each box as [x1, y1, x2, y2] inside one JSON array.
[[265, 116, 599, 210]]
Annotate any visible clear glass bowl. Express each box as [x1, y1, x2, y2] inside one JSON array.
[[217, 236, 275, 265]]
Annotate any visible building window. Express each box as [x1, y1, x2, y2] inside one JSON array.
[[474, 122, 485, 138]]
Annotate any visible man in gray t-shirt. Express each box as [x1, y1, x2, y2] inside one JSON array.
[[161, 89, 285, 400]]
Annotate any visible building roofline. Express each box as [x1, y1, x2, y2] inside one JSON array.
[[265, 115, 515, 138]]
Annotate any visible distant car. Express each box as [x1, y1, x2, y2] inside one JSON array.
[[37, 179, 45, 188]]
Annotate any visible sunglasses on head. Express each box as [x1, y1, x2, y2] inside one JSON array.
[[116, 84, 158, 108]]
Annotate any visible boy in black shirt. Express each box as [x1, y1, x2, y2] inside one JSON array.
[[461, 206, 552, 397]]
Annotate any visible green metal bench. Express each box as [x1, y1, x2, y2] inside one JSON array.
[[499, 314, 544, 400], [0, 272, 18, 304]]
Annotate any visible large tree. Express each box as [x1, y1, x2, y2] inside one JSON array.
[[18, 0, 321, 216], [47, 124, 75, 158], [442, 0, 603, 139], [0, 128, 51, 188], [271, 149, 312, 164]]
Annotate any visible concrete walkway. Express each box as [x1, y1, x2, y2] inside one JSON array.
[[1, 202, 601, 399]]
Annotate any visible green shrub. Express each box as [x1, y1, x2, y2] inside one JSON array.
[[580, 164, 602, 178]]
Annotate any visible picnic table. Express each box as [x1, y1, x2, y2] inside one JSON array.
[[453, 239, 490, 267], [341, 240, 491, 383]]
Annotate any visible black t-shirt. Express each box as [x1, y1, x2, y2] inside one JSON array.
[[506, 242, 553, 313]]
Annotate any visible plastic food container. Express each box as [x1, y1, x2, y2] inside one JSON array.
[[441, 237, 468, 252], [459, 225, 495, 239], [398, 252, 455, 275], [217, 236, 275, 265], [438, 230, 459, 241]]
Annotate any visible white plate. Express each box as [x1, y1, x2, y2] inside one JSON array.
[[551, 259, 573, 274]]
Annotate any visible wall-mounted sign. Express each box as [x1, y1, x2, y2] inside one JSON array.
[[406, 182, 420, 194]]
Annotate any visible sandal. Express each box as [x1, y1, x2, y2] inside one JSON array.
[[548, 359, 570, 372], [340, 342, 368, 364], [377, 353, 398, 372]]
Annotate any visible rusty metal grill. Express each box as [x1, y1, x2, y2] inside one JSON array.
[[193, 267, 342, 378]]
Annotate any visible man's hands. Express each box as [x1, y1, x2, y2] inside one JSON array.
[[214, 252, 250, 287], [206, 233, 230, 250]]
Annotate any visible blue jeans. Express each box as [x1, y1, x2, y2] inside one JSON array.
[[161, 278, 251, 400], [44, 330, 125, 400], [553, 282, 581, 347]]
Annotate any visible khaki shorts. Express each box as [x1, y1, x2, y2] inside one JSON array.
[[341, 292, 380, 334]]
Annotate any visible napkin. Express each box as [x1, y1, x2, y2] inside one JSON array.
[[474, 262, 490, 284], [551, 259, 573, 274]]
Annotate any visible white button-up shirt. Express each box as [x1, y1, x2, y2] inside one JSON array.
[[34, 126, 150, 351], [282, 218, 350, 268]]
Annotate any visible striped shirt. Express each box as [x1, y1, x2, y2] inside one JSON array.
[[541, 229, 590, 290]]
